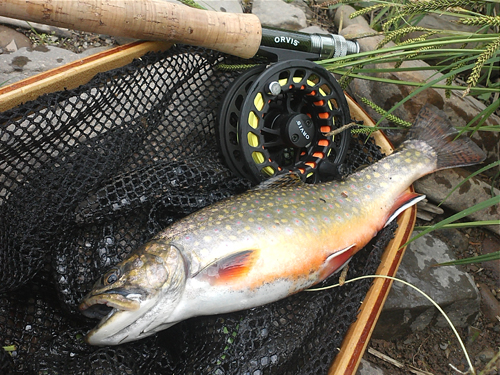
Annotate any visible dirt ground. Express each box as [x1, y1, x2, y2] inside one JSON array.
[[364, 226, 500, 375]]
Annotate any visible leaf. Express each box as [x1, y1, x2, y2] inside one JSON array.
[[401, 195, 500, 250], [434, 251, 500, 267]]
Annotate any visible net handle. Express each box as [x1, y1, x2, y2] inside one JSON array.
[[0, 0, 262, 58]]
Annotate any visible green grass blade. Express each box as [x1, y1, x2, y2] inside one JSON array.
[[433, 251, 500, 266], [457, 97, 500, 137], [402, 195, 500, 249], [437, 160, 500, 207], [415, 220, 500, 230]]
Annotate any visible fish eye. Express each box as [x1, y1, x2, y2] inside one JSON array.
[[103, 269, 120, 285]]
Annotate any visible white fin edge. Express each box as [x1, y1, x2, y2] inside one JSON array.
[[384, 194, 426, 228]]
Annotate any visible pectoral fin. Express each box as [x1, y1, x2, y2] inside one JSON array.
[[318, 244, 356, 282], [384, 191, 425, 228], [194, 250, 258, 285]]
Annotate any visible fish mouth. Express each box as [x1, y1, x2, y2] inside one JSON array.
[[79, 289, 143, 321]]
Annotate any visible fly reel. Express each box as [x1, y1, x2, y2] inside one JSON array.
[[218, 60, 352, 184]]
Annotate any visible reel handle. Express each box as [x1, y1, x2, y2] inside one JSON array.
[[0, 0, 262, 58]]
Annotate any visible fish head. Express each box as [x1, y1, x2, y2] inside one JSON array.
[[79, 240, 187, 345]]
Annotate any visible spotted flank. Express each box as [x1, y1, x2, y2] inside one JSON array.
[[80, 105, 486, 345]]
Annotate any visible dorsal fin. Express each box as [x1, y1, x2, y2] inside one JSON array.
[[251, 172, 305, 191]]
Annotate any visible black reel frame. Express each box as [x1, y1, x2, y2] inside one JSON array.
[[217, 59, 352, 184]]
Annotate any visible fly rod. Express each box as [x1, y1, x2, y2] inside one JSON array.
[[0, 0, 358, 60]]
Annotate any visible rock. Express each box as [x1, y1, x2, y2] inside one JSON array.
[[333, 4, 370, 30], [481, 235, 500, 279], [253, 0, 307, 30], [413, 168, 500, 235], [333, 7, 500, 166], [356, 358, 386, 375], [373, 231, 480, 339], [0, 25, 32, 52], [300, 25, 329, 35], [478, 283, 500, 323], [475, 346, 496, 363], [196, 0, 243, 13], [286, 0, 315, 22], [0, 45, 112, 87]]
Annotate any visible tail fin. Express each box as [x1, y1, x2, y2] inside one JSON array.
[[406, 105, 486, 170]]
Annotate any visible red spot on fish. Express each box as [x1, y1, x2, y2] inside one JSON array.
[[236, 221, 242, 225], [276, 209, 281, 213], [292, 210, 297, 214], [255, 200, 260, 204], [313, 227, 318, 232], [295, 219, 300, 224], [338, 199, 344, 203]]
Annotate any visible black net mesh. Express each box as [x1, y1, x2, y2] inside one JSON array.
[[0, 45, 392, 374]]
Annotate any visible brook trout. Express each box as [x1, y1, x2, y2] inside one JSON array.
[[80, 106, 485, 345]]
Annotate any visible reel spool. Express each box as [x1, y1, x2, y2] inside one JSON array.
[[218, 60, 352, 184]]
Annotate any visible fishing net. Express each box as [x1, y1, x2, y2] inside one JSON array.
[[0, 45, 393, 374]]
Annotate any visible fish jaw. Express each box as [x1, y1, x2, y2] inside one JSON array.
[[80, 241, 188, 345], [82, 294, 161, 346]]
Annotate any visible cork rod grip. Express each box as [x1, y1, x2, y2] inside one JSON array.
[[0, 0, 262, 58]]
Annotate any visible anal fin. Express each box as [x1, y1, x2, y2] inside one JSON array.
[[318, 244, 356, 282], [384, 191, 425, 228]]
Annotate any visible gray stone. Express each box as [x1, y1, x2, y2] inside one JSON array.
[[478, 283, 500, 323], [373, 231, 480, 339], [196, 0, 243, 13], [162, 0, 242, 13], [300, 25, 329, 35], [413, 168, 500, 235], [356, 358, 387, 375], [287, 0, 315, 22], [0, 25, 32, 51], [0, 45, 112, 87], [253, 0, 307, 30], [333, 4, 370, 30]]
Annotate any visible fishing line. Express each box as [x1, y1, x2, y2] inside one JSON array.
[[305, 274, 476, 375]]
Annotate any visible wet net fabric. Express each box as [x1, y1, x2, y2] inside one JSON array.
[[0, 45, 392, 374]]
